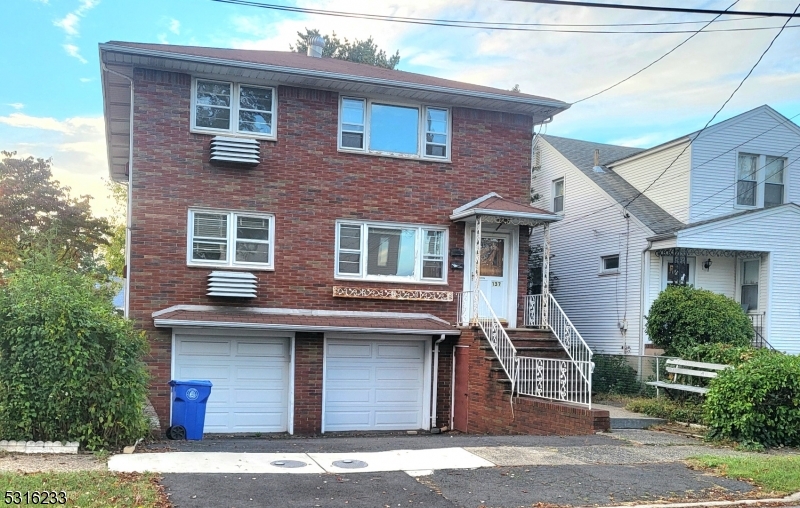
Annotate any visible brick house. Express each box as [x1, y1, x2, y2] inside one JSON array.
[[99, 40, 609, 436]]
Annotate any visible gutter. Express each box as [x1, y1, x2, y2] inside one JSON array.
[[100, 60, 134, 319], [99, 43, 569, 112]]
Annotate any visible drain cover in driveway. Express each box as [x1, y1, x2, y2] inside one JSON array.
[[332, 459, 368, 469], [270, 460, 308, 468]]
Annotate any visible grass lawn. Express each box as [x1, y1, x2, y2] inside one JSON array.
[[0, 471, 169, 507], [692, 455, 800, 495]]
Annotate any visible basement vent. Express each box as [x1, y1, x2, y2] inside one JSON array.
[[207, 271, 257, 298], [210, 136, 260, 166]]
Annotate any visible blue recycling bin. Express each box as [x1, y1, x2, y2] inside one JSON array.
[[169, 379, 213, 440]]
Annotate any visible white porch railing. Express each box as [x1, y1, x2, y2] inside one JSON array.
[[455, 290, 593, 408], [524, 294, 593, 386]]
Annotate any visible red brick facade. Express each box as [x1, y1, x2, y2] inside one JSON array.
[[127, 67, 540, 432]]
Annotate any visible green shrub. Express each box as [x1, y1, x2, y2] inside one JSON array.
[[0, 259, 149, 450], [705, 351, 800, 448], [645, 285, 752, 356], [592, 355, 643, 395], [681, 343, 758, 366], [626, 397, 705, 424]]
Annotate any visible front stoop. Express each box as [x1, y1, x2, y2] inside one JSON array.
[[456, 327, 610, 435]]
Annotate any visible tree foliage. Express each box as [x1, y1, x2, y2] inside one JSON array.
[[97, 179, 127, 277], [706, 351, 800, 448], [0, 249, 149, 450], [0, 151, 110, 272], [291, 28, 401, 69], [645, 285, 753, 356]]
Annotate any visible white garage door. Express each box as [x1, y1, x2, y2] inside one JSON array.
[[324, 338, 428, 432], [173, 334, 290, 433]]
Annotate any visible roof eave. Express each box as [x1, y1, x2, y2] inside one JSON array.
[[98, 43, 570, 116], [152, 318, 460, 336], [449, 208, 562, 222]]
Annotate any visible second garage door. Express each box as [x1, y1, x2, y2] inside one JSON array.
[[324, 338, 429, 432]]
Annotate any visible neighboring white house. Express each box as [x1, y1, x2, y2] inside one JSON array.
[[531, 105, 800, 355]]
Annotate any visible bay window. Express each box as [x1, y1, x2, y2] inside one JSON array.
[[335, 221, 447, 282]]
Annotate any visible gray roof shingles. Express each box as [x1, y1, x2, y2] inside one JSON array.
[[541, 135, 684, 235]]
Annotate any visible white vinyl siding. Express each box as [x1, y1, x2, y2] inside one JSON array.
[[335, 221, 447, 283], [690, 108, 800, 223], [532, 138, 650, 355], [191, 78, 276, 138], [188, 209, 275, 269], [338, 97, 451, 161], [611, 141, 691, 223]]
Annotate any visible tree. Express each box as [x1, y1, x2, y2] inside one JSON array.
[[97, 179, 127, 278], [291, 29, 401, 69], [0, 151, 110, 272]]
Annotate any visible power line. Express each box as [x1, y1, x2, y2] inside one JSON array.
[[505, 0, 800, 18], [572, 0, 739, 104], [209, 0, 800, 34], [624, 2, 800, 210]]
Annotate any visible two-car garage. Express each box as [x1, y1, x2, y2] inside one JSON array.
[[172, 330, 431, 434]]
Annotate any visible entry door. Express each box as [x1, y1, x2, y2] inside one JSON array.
[[478, 234, 511, 320]]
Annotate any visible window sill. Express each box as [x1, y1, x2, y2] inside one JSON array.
[[334, 275, 449, 286], [337, 147, 451, 164], [598, 270, 620, 277], [190, 128, 277, 142], [188, 263, 275, 272]]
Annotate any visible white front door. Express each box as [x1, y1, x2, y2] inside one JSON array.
[[462, 231, 513, 323]]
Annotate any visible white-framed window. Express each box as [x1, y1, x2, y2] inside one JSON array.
[[735, 153, 786, 208], [338, 97, 451, 161], [740, 259, 759, 311], [335, 221, 448, 283], [600, 254, 620, 274], [552, 178, 564, 213], [188, 209, 275, 269], [191, 78, 276, 138]]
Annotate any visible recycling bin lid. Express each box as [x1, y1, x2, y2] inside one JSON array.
[[169, 379, 213, 387]]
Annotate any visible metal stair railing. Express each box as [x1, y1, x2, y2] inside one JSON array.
[[476, 290, 517, 395]]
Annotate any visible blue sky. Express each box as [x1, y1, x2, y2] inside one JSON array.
[[2, 0, 799, 215]]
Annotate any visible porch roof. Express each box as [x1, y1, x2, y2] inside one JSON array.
[[450, 192, 560, 224], [152, 305, 461, 335]]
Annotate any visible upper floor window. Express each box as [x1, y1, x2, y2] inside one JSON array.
[[188, 209, 275, 269], [335, 221, 448, 283], [552, 178, 564, 213], [736, 153, 785, 208], [338, 97, 450, 160], [192, 79, 276, 138]]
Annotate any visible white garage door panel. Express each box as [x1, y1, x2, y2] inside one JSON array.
[[324, 338, 427, 432], [174, 335, 290, 433]]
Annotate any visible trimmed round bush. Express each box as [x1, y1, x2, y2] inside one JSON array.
[[646, 285, 752, 356], [0, 261, 150, 450], [705, 351, 800, 448]]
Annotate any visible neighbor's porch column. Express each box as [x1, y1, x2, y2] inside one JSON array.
[[541, 222, 550, 325], [471, 215, 482, 324]]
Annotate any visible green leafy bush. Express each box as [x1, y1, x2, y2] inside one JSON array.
[[645, 285, 752, 356], [626, 397, 705, 424], [682, 343, 758, 366], [592, 355, 643, 395], [705, 351, 800, 448], [0, 258, 149, 450]]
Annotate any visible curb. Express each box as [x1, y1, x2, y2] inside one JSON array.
[[591, 491, 800, 508]]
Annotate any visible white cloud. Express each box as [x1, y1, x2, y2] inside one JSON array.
[[79, 77, 93, 83], [7, 103, 24, 110], [54, 12, 80, 36], [63, 44, 87, 64], [0, 113, 112, 216], [169, 18, 181, 35]]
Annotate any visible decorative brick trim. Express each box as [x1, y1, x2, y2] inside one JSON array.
[[332, 286, 453, 302], [0, 440, 79, 454]]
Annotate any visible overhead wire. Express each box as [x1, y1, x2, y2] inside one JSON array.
[[209, 0, 800, 34], [504, 0, 800, 18]]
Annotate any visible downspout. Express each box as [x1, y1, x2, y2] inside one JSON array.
[[431, 334, 446, 429], [101, 62, 134, 319]]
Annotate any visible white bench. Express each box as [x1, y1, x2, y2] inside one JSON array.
[[646, 358, 731, 396]]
